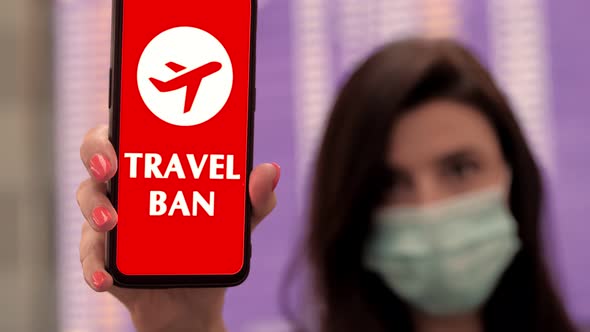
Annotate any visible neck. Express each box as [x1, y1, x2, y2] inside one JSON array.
[[413, 311, 482, 332]]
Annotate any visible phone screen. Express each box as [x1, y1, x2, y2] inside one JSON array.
[[113, 0, 253, 276]]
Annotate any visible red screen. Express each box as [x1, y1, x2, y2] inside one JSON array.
[[115, 0, 252, 275]]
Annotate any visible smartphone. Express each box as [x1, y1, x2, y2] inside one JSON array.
[[106, 0, 256, 288]]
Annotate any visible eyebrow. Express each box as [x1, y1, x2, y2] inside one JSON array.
[[436, 148, 481, 166], [389, 147, 481, 174]]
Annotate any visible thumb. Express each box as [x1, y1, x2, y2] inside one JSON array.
[[249, 162, 280, 229]]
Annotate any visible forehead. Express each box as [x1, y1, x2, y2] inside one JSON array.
[[387, 100, 502, 168]]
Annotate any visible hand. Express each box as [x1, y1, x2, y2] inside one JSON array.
[[76, 125, 281, 332]]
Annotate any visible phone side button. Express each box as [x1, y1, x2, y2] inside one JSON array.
[[108, 107, 113, 141], [108, 68, 114, 141], [248, 240, 252, 260], [108, 68, 113, 109]]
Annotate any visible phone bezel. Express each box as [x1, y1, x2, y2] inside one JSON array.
[[106, 0, 257, 288]]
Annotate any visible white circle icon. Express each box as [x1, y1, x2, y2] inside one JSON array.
[[137, 26, 234, 126]]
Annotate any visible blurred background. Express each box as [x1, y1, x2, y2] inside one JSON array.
[[1, 0, 589, 331]]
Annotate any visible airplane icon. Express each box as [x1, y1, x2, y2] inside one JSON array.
[[149, 61, 222, 114]]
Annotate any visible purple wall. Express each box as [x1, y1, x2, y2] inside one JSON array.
[[223, 2, 298, 331], [461, 0, 490, 65], [545, 0, 590, 324]]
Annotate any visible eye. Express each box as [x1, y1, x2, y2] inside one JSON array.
[[442, 159, 480, 180]]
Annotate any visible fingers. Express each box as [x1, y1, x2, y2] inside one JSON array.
[[76, 178, 118, 232], [80, 125, 118, 182], [80, 222, 114, 292], [249, 163, 281, 229]]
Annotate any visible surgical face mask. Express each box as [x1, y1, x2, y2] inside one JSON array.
[[363, 186, 520, 316]]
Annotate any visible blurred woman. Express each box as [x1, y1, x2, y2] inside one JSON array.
[[76, 38, 576, 332], [300, 38, 576, 332]]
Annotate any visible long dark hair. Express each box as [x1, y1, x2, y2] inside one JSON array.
[[296, 38, 576, 332]]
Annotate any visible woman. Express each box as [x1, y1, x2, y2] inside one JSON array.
[[76, 38, 576, 331]]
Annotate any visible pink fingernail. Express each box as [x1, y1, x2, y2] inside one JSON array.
[[92, 207, 111, 227], [89, 154, 111, 180], [92, 271, 106, 289], [271, 162, 281, 190]]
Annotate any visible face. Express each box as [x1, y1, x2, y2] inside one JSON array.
[[382, 99, 510, 207]]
